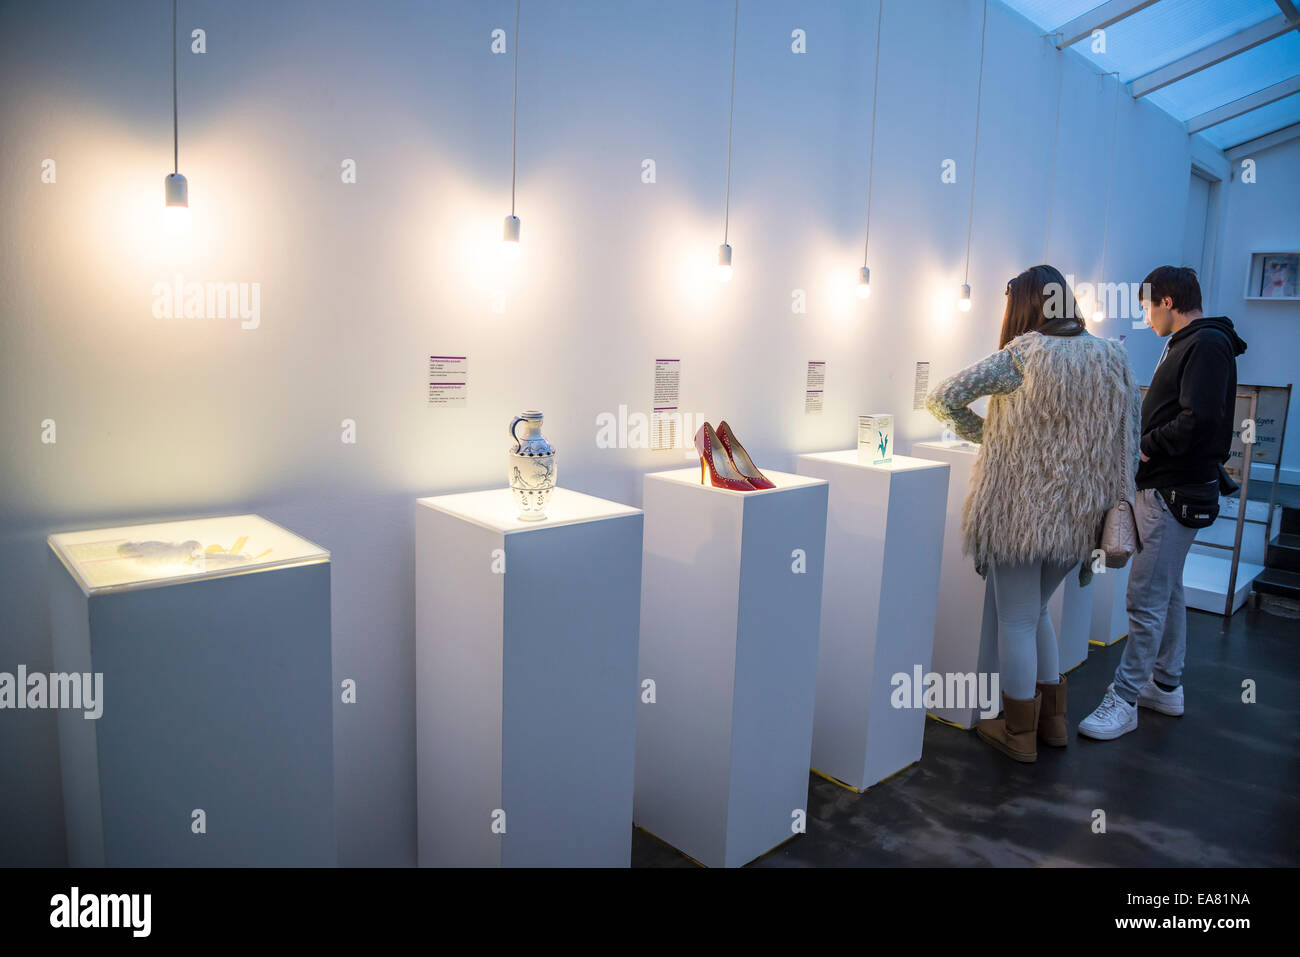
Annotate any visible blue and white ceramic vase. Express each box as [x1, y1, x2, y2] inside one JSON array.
[[508, 410, 556, 521]]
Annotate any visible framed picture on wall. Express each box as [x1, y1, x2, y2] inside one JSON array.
[[1245, 251, 1300, 301], [1259, 255, 1299, 298]]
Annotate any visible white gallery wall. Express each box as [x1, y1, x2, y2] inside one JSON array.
[[1, 0, 1193, 865], [1212, 136, 1300, 480]]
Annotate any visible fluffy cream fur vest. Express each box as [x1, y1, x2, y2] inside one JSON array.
[[962, 330, 1140, 576]]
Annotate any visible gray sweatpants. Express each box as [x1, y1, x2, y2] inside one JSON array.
[[1114, 487, 1199, 702], [989, 558, 1077, 700]]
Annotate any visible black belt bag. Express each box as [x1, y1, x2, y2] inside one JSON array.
[[1159, 480, 1220, 529]]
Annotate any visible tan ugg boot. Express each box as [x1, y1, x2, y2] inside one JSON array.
[[1037, 675, 1068, 747], [976, 691, 1041, 763]]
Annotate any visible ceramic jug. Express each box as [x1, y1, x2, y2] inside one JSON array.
[[508, 410, 556, 520]]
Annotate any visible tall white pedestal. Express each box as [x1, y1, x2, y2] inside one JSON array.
[[415, 488, 642, 867], [1089, 563, 1131, 646], [796, 451, 948, 791], [635, 468, 828, 867], [47, 515, 335, 867], [912, 440, 997, 729], [1049, 572, 1095, 673]]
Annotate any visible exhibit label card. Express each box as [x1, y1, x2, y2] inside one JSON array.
[[652, 358, 680, 452], [429, 355, 468, 407], [912, 361, 930, 411], [805, 360, 825, 415]]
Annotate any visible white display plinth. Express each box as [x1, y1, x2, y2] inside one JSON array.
[[635, 468, 828, 867], [415, 487, 642, 867], [912, 440, 997, 729], [1089, 563, 1131, 646], [1049, 572, 1094, 673], [796, 450, 949, 791], [1183, 551, 1263, 614], [47, 515, 335, 867]]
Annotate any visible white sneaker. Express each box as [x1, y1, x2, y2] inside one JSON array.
[[1137, 678, 1184, 716], [1078, 685, 1138, 740]]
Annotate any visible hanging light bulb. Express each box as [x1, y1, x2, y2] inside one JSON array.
[[856, 266, 872, 299], [163, 171, 189, 234], [163, 173, 190, 235], [502, 214, 521, 263], [855, 1, 884, 306], [716, 243, 733, 282], [162, 0, 189, 236], [958, 1, 988, 318], [714, 0, 739, 285], [500, 0, 522, 268], [1094, 74, 1122, 328]]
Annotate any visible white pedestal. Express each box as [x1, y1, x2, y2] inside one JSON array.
[[1049, 572, 1094, 673], [1089, 563, 1131, 646], [47, 515, 335, 867], [635, 468, 828, 867], [912, 440, 997, 729], [1183, 552, 1263, 614], [415, 487, 642, 867], [796, 451, 949, 791]]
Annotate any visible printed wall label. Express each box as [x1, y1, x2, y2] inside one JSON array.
[[429, 355, 468, 407]]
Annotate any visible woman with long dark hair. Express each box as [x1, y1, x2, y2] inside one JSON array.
[[927, 265, 1140, 762]]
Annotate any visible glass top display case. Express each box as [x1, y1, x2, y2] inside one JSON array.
[[47, 514, 329, 595]]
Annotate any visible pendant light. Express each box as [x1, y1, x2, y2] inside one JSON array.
[[856, 0, 885, 301], [1093, 73, 1121, 323], [1042, 32, 1064, 265], [501, 0, 522, 263], [163, 0, 189, 235], [958, 0, 988, 312], [716, 0, 740, 282]]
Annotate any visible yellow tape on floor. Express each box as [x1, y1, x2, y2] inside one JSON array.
[[1088, 632, 1129, 647]]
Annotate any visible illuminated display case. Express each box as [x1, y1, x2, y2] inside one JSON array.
[[47, 514, 335, 867]]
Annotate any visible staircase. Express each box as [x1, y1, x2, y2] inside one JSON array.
[[1252, 506, 1300, 617]]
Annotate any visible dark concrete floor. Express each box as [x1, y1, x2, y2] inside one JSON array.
[[631, 605, 1300, 867]]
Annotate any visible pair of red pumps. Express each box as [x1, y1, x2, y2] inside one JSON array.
[[694, 421, 774, 491]]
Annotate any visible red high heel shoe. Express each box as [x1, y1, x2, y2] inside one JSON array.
[[716, 421, 775, 489], [695, 423, 755, 491]]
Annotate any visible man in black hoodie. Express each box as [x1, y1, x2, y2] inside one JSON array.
[[1080, 266, 1248, 740]]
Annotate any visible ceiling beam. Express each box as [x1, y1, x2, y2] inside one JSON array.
[[1225, 121, 1300, 158], [1053, 0, 1161, 50], [1130, 14, 1300, 99], [1274, 1, 1300, 21], [1187, 75, 1300, 133]]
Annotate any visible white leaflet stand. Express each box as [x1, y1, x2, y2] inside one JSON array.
[[46, 516, 335, 867], [1049, 571, 1095, 673], [1089, 563, 1131, 646], [635, 468, 828, 868], [911, 440, 997, 729], [415, 488, 642, 867], [796, 450, 949, 791]]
